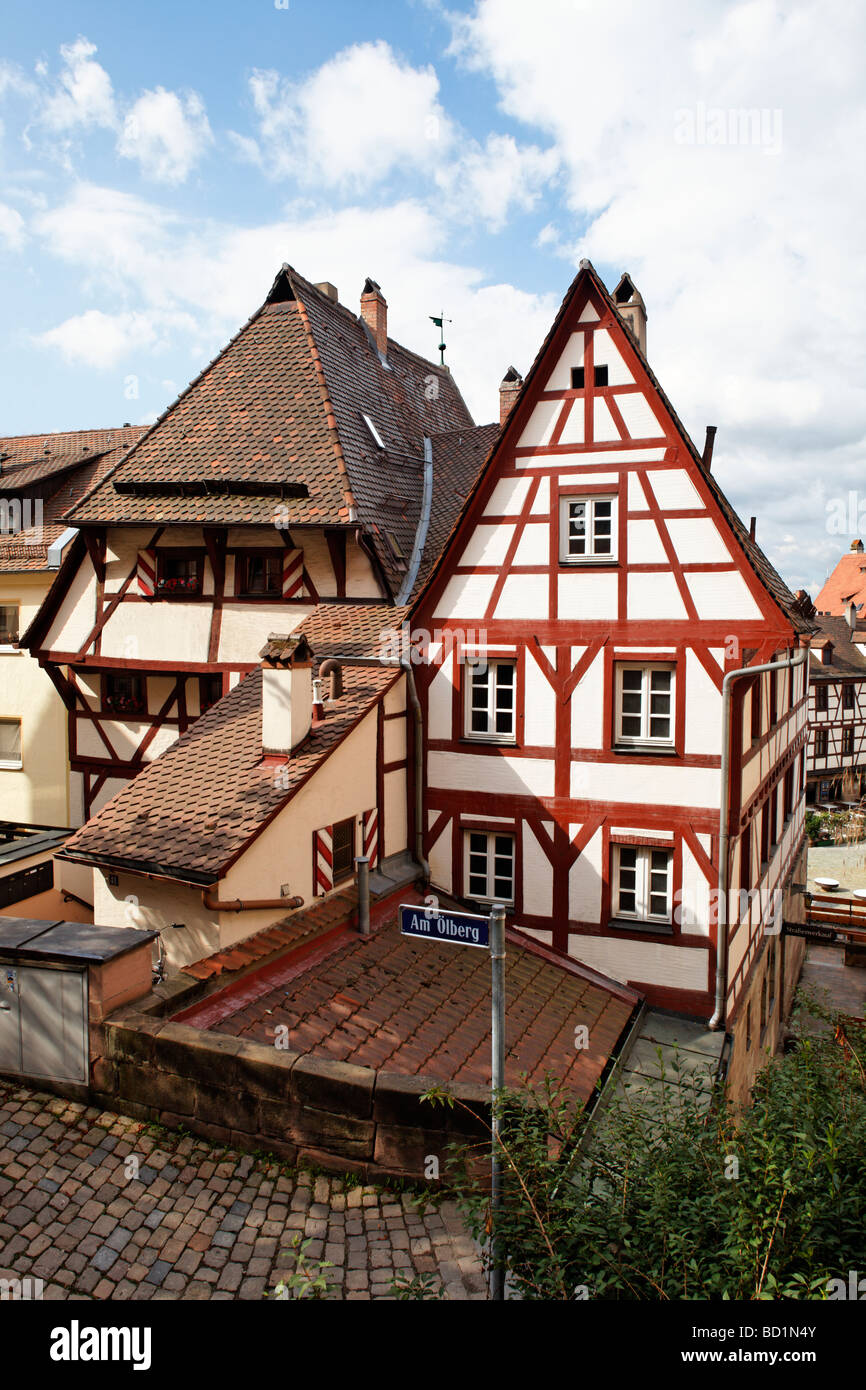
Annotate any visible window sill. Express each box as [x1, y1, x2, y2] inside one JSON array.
[[0, 761, 23, 771], [559, 559, 619, 568], [612, 743, 678, 757], [608, 917, 674, 937], [0, 647, 21, 655], [460, 737, 518, 748]]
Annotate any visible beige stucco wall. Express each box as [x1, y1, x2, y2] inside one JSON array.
[[0, 571, 71, 825]]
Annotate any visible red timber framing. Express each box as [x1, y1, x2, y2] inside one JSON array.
[[411, 262, 808, 1018]]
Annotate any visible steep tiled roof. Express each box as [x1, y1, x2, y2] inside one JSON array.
[[814, 548, 866, 616], [198, 899, 640, 1095], [63, 266, 481, 601], [297, 602, 408, 661], [0, 426, 144, 573], [809, 616, 866, 678], [59, 662, 399, 882]]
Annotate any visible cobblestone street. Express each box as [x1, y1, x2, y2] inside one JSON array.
[[0, 1081, 486, 1301]]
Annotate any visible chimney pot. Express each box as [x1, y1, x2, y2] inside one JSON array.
[[360, 278, 388, 358], [851, 539, 864, 552], [613, 273, 647, 355], [749, 516, 757, 542], [315, 282, 339, 304], [260, 634, 314, 755], [499, 366, 523, 427], [702, 425, 717, 472]]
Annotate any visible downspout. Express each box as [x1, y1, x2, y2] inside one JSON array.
[[396, 437, 434, 606], [314, 651, 430, 880], [709, 642, 809, 1030], [203, 887, 303, 914]]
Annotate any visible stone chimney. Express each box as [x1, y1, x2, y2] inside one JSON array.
[[499, 366, 523, 426], [260, 633, 314, 756], [315, 282, 339, 304], [851, 539, 864, 553], [360, 278, 388, 358], [613, 273, 647, 356], [847, 601, 858, 631]]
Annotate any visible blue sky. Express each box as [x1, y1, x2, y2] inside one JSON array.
[[2, 0, 865, 593]]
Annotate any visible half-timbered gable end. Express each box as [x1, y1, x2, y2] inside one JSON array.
[[806, 612, 866, 804], [412, 261, 813, 1023], [21, 266, 488, 825]]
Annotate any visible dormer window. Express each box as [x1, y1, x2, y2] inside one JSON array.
[[361, 413, 385, 450]]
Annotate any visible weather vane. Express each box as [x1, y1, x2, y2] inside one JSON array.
[[429, 310, 452, 366]]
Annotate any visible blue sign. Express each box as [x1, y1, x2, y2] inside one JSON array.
[[400, 904, 489, 949]]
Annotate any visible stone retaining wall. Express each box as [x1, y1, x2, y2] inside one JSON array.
[[92, 1009, 490, 1182]]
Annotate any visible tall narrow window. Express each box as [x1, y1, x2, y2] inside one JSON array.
[[739, 825, 752, 894], [0, 718, 22, 768], [751, 676, 762, 741], [594, 364, 609, 387], [199, 674, 224, 716], [815, 683, 828, 712], [465, 659, 516, 742], [615, 664, 675, 747], [332, 817, 356, 883], [559, 495, 616, 562], [842, 727, 855, 757], [814, 729, 828, 758], [769, 670, 778, 725], [570, 366, 585, 389], [465, 831, 515, 904], [843, 683, 855, 710], [613, 845, 672, 925]]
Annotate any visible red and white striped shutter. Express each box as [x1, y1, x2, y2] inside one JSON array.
[[136, 549, 157, 597], [362, 808, 379, 867], [313, 826, 333, 896], [282, 549, 306, 600]]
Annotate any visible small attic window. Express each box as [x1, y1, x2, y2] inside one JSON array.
[[594, 364, 609, 387], [361, 413, 385, 450], [571, 367, 585, 390], [384, 531, 407, 572]]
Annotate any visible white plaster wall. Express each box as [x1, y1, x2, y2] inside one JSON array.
[[384, 768, 407, 858], [522, 822, 553, 917], [458, 523, 515, 568], [570, 649, 604, 749], [593, 398, 619, 442], [627, 571, 688, 620], [428, 651, 453, 740], [568, 826, 602, 920], [93, 869, 219, 971], [517, 400, 560, 448], [513, 522, 549, 567], [384, 715, 406, 764], [685, 571, 763, 622], [665, 517, 731, 565], [433, 574, 496, 620], [428, 815, 452, 893], [483, 476, 531, 516], [684, 648, 722, 756], [543, 331, 585, 391], [627, 519, 666, 563], [558, 572, 618, 620], [679, 841, 711, 935], [494, 574, 549, 620], [217, 603, 309, 663], [591, 328, 633, 386], [571, 759, 720, 807], [47, 561, 96, 652], [101, 602, 211, 662], [524, 649, 556, 747], [615, 392, 664, 440], [428, 750, 554, 798], [567, 936, 709, 990], [627, 472, 649, 511]]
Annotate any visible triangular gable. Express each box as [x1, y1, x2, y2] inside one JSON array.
[[413, 261, 808, 639]]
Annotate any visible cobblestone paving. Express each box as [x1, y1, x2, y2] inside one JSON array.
[[0, 1082, 486, 1301]]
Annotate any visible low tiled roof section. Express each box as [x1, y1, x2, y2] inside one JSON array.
[[0, 426, 144, 572], [65, 300, 347, 528], [208, 907, 639, 1096], [297, 602, 408, 661], [61, 662, 398, 881], [181, 888, 357, 981], [809, 616, 866, 677], [413, 424, 500, 600], [814, 549, 866, 615]]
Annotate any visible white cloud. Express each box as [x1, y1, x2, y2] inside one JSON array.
[[35, 307, 196, 368], [239, 40, 453, 187], [40, 37, 116, 132], [450, 0, 866, 590], [436, 133, 559, 231], [118, 88, 213, 184], [0, 202, 25, 250]]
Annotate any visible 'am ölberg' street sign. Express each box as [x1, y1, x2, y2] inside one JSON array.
[[399, 903, 490, 949]]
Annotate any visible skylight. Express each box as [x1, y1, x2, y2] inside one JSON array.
[[361, 413, 385, 450]]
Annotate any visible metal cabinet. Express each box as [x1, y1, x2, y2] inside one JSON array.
[[0, 964, 87, 1083]]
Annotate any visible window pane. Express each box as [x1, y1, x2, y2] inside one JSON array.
[[622, 670, 643, 690], [0, 721, 21, 759], [0, 606, 18, 644], [618, 889, 636, 914], [469, 833, 486, 855]]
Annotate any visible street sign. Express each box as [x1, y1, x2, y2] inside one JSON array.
[[399, 904, 489, 948], [783, 921, 838, 943]]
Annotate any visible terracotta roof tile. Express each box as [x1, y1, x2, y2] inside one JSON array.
[[59, 663, 399, 882]]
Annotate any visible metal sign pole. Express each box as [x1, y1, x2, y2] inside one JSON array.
[[489, 902, 506, 1301]]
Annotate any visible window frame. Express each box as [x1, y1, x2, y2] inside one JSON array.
[[559, 493, 617, 564], [614, 662, 676, 750], [814, 728, 828, 759], [611, 844, 673, 928], [103, 672, 147, 717], [198, 673, 224, 716], [0, 717, 22, 769], [842, 726, 855, 758], [235, 549, 283, 598], [815, 682, 828, 713], [843, 682, 855, 710], [155, 550, 204, 598], [331, 817, 356, 884], [0, 603, 19, 649], [464, 830, 515, 906], [463, 657, 517, 745]]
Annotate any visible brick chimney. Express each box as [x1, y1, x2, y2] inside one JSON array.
[[315, 282, 339, 304], [360, 278, 388, 358], [499, 366, 523, 426], [260, 633, 314, 755], [613, 273, 647, 356]]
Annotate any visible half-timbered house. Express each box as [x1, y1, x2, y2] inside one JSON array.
[[410, 262, 813, 1054], [806, 611, 866, 804]]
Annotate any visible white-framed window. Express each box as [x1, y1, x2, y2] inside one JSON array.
[[465, 830, 515, 904], [465, 658, 516, 742], [559, 494, 616, 562], [0, 604, 19, 649], [613, 845, 672, 925], [0, 718, 22, 769], [615, 663, 675, 747]]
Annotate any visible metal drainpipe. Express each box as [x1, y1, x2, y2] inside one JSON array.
[[709, 642, 809, 1030], [355, 855, 371, 934]]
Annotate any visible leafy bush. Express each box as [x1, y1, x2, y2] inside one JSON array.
[[426, 996, 866, 1300]]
